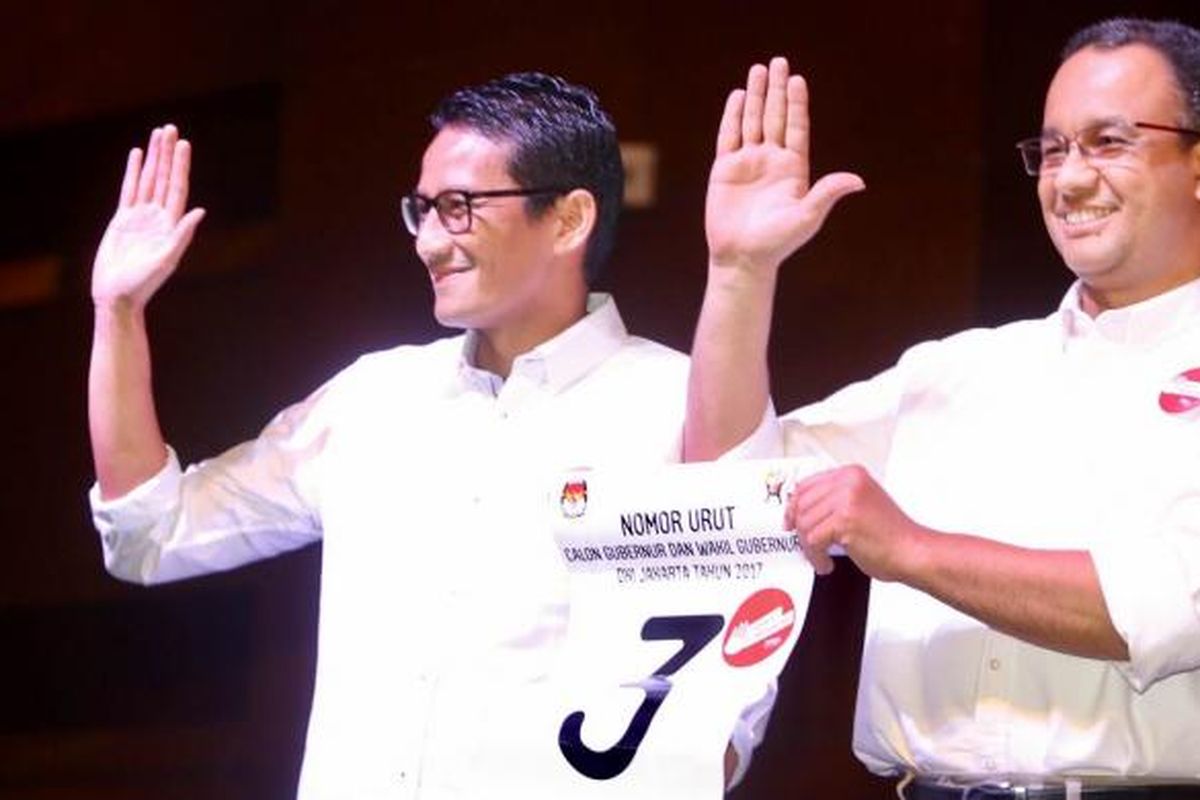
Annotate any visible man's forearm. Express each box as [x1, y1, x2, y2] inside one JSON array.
[[904, 530, 1129, 660], [684, 264, 779, 462], [89, 302, 169, 500]]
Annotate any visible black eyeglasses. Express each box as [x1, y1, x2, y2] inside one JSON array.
[[400, 187, 568, 235], [1015, 120, 1200, 176]]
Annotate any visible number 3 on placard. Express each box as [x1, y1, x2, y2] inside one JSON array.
[[558, 614, 725, 780]]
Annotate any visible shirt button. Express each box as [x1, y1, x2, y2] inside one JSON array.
[[989, 658, 1001, 671]]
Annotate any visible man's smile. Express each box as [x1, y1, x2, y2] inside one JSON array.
[[430, 263, 474, 284], [1054, 204, 1118, 234]]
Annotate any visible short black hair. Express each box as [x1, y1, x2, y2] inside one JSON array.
[[1063, 18, 1200, 128], [430, 72, 624, 286]]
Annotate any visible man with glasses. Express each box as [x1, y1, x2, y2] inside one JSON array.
[[87, 72, 770, 797], [689, 17, 1200, 799]]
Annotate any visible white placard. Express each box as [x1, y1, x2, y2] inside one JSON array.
[[539, 458, 818, 798]]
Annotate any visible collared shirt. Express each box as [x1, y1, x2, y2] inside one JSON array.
[[781, 278, 1200, 781], [91, 294, 771, 798]]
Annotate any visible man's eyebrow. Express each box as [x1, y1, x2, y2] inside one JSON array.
[[412, 186, 472, 198], [1040, 115, 1130, 136]]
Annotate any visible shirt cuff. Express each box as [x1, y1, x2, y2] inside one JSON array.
[[1090, 498, 1200, 689], [727, 678, 778, 788], [89, 446, 182, 562]]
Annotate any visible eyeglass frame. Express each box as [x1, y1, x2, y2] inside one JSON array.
[[1015, 119, 1200, 176], [400, 186, 570, 236]]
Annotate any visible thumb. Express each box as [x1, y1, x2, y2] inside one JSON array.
[[803, 171, 866, 229], [166, 207, 206, 263]]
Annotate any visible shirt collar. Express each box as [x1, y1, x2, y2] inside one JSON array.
[[1057, 277, 1200, 348], [457, 293, 627, 394]]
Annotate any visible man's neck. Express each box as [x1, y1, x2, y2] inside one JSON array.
[[1078, 273, 1200, 318], [473, 296, 589, 379]]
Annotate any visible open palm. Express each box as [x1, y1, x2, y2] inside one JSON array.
[[92, 125, 204, 308], [705, 59, 862, 273]]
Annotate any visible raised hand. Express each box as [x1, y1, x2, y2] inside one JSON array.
[[706, 57, 864, 273], [92, 125, 205, 310]]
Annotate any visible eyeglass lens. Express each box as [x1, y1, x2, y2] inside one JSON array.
[[402, 191, 475, 235]]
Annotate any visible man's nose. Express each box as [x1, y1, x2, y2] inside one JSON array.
[[414, 210, 453, 266], [1052, 143, 1100, 194]]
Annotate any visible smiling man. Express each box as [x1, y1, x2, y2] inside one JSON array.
[[689, 17, 1200, 800], [87, 73, 770, 797], [1035, 41, 1200, 314]]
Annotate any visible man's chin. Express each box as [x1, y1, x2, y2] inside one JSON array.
[[433, 318, 472, 332], [1054, 239, 1121, 281], [432, 304, 474, 330]]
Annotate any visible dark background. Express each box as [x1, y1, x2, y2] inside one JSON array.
[[2, 1, 1196, 797]]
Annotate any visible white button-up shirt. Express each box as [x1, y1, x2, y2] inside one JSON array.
[[782, 279, 1200, 781], [91, 295, 771, 798]]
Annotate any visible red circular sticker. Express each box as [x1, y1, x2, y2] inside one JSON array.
[[722, 588, 796, 668], [1159, 368, 1200, 415]]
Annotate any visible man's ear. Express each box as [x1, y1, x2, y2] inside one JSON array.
[[554, 189, 597, 257], [1191, 140, 1200, 201]]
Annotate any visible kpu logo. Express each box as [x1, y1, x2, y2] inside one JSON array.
[[560, 480, 588, 518], [764, 468, 788, 503]]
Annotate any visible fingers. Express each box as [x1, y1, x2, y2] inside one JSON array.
[[716, 89, 744, 156], [763, 57, 789, 146], [119, 147, 142, 209], [795, 519, 838, 571], [166, 138, 193, 219], [728, 57, 818, 154], [791, 486, 838, 575], [804, 541, 836, 575], [741, 63, 768, 145], [790, 472, 839, 543], [784, 75, 809, 153], [127, 124, 193, 217], [153, 125, 177, 205], [136, 127, 162, 204], [787, 470, 841, 574]]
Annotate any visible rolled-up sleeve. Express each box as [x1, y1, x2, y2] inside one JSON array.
[[717, 402, 785, 462], [1091, 491, 1200, 690], [88, 379, 337, 585]]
